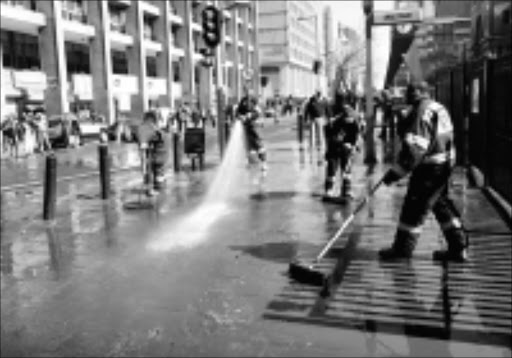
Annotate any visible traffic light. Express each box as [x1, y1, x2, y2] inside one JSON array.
[[313, 60, 321, 74], [202, 5, 222, 49]]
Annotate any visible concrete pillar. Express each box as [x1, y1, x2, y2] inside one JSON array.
[[126, 0, 145, 120], [0, 42, 4, 120], [89, 0, 114, 123], [154, 1, 173, 109], [233, 9, 241, 101], [38, 0, 68, 117], [181, 0, 194, 104], [198, 65, 212, 113], [252, 1, 260, 97], [0, 42, 4, 155]]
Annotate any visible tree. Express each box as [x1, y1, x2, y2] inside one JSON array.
[[331, 27, 366, 100]]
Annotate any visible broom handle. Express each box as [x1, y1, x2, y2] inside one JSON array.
[[315, 177, 384, 262]]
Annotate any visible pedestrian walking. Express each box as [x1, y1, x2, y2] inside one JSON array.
[[379, 81, 468, 262], [33, 109, 52, 153], [304, 91, 326, 152], [282, 95, 294, 117]]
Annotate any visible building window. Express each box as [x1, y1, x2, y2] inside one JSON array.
[[143, 15, 156, 41], [111, 50, 128, 74], [65, 42, 90, 74], [191, 0, 201, 23], [193, 32, 201, 53], [225, 18, 232, 38], [194, 64, 200, 86], [62, 0, 88, 23], [171, 23, 182, 47], [1, 30, 40, 70], [2, 0, 37, 11], [172, 59, 181, 82], [109, 7, 127, 33], [227, 67, 234, 88], [146, 56, 157, 77], [168, 0, 178, 15]]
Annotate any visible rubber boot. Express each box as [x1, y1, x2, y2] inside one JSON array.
[[324, 177, 335, 197], [433, 228, 469, 263], [258, 149, 268, 175], [341, 176, 353, 199]]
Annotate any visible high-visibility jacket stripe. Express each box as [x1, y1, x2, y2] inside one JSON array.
[[440, 218, 463, 231], [398, 222, 423, 234]]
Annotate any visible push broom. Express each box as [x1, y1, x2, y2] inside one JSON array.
[[288, 176, 385, 286]]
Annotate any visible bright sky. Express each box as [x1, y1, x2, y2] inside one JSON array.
[[322, 0, 395, 89]]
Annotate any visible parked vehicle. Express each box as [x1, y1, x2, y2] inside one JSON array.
[[47, 114, 81, 148], [77, 115, 108, 141], [106, 118, 139, 142]]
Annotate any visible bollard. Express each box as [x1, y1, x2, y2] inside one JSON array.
[[43, 153, 57, 220], [173, 131, 181, 172], [225, 120, 231, 143], [297, 113, 304, 149], [98, 144, 111, 200], [216, 88, 227, 157]]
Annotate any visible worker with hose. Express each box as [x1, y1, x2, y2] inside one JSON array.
[[379, 81, 468, 262], [137, 110, 170, 196], [236, 86, 268, 175], [323, 90, 361, 200]]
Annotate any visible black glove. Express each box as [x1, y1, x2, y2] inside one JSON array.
[[383, 168, 402, 185]]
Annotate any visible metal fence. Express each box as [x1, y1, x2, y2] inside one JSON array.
[[434, 54, 512, 205]]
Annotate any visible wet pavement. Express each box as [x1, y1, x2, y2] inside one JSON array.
[[1, 116, 511, 357]]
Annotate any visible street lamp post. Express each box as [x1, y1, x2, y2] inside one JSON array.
[[297, 14, 320, 93], [363, 0, 377, 165]]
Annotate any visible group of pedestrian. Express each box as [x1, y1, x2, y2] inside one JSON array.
[[1, 108, 52, 158]]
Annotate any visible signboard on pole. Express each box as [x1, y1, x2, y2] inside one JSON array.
[[373, 9, 422, 26]]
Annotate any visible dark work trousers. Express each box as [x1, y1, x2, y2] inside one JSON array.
[[325, 146, 353, 192], [392, 163, 467, 255], [148, 136, 170, 189], [244, 121, 266, 161]]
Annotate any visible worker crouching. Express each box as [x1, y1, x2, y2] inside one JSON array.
[[323, 100, 360, 199], [137, 110, 170, 196]]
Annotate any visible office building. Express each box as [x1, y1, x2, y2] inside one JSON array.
[[1, 0, 259, 123], [258, 0, 324, 99]]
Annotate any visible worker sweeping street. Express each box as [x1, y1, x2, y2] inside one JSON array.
[[236, 87, 268, 175], [323, 91, 361, 200], [378, 81, 468, 263], [137, 110, 170, 196]]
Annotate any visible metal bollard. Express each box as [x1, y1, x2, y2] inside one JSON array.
[[297, 113, 304, 149], [173, 132, 181, 172], [43, 153, 57, 220], [98, 144, 110, 200]]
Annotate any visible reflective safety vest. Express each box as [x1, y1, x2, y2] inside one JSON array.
[[392, 99, 456, 177]]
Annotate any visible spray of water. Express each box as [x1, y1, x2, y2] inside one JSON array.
[[147, 120, 247, 252]]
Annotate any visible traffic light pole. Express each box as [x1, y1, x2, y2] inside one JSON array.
[[363, 0, 377, 165]]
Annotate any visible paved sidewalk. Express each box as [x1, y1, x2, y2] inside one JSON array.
[[1, 117, 510, 357]]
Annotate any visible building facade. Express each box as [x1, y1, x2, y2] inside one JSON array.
[[0, 0, 259, 123], [258, 0, 324, 100], [322, 5, 335, 95], [386, 0, 473, 84]]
